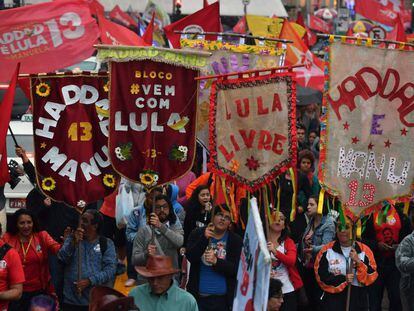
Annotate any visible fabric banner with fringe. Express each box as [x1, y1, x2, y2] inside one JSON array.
[[319, 41, 414, 219], [108, 59, 198, 187], [31, 73, 117, 209], [209, 72, 297, 192]]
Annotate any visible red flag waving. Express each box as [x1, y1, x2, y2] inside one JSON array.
[[109, 5, 136, 29], [309, 15, 331, 33], [84, 0, 105, 16], [387, 14, 406, 42], [98, 13, 149, 46], [0, 0, 99, 83], [280, 20, 325, 91], [355, 0, 398, 26], [163, 2, 220, 48], [0, 64, 20, 186], [143, 12, 155, 45]]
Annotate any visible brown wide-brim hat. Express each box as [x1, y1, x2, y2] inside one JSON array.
[[89, 286, 137, 311], [135, 254, 180, 278]]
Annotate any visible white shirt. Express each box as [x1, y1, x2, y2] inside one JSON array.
[[270, 241, 295, 293]]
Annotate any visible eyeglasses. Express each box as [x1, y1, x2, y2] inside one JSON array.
[[154, 204, 169, 211], [215, 212, 231, 222]]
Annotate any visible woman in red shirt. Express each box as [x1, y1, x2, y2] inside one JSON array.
[[4, 209, 61, 311], [267, 210, 304, 311]]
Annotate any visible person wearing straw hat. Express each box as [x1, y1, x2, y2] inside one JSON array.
[[129, 254, 198, 310], [89, 286, 138, 311]]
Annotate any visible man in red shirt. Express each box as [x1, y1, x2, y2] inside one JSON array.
[[0, 224, 25, 310]]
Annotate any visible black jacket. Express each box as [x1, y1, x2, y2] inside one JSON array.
[[186, 227, 242, 309]]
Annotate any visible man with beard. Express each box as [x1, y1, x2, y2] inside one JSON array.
[[58, 209, 117, 311], [132, 194, 184, 284], [186, 204, 242, 311]]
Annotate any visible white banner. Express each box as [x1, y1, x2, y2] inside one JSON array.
[[233, 197, 271, 311]]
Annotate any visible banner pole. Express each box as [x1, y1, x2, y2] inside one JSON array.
[[8, 126, 19, 147], [316, 33, 414, 47], [345, 220, 357, 311], [196, 64, 305, 81]]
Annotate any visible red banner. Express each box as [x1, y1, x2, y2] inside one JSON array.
[[355, 0, 398, 26], [109, 60, 198, 187], [0, 0, 99, 83], [32, 74, 117, 209], [209, 73, 296, 191], [0, 64, 20, 186], [309, 15, 331, 34], [109, 5, 136, 29], [98, 13, 148, 46], [163, 2, 220, 48]]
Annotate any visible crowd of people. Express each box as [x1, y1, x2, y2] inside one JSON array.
[[0, 102, 413, 311]]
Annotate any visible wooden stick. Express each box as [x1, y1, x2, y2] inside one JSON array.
[[77, 242, 82, 297], [195, 64, 305, 81], [316, 33, 414, 47], [345, 220, 357, 311], [174, 30, 293, 43]]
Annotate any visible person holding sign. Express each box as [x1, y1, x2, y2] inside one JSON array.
[[314, 218, 378, 310]]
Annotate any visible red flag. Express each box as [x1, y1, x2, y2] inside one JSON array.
[[233, 16, 246, 34], [98, 13, 148, 46], [387, 14, 406, 42], [0, 64, 20, 186], [84, 0, 105, 16], [308, 15, 331, 33], [280, 20, 325, 91], [164, 2, 220, 48], [0, 0, 99, 83], [296, 12, 309, 47], [203, 0, 209, 7], [109, 5, 136, 28], [355, 0, 398, 26], [143, 12, 155, 45]]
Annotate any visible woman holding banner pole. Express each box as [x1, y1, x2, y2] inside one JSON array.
[[314, 217, 378, 310]]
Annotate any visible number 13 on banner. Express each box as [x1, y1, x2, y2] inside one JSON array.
[[67, 122, 92, 141]]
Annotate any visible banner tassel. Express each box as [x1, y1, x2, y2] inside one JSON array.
[[317, 188, 325, 215]]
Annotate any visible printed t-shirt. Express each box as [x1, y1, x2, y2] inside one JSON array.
[[199, 232, 228, 295], [373, 206, 401, 257], [270, 241, 294, 294], [0, 241, 25, 311]]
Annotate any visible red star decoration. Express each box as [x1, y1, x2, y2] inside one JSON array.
[[384, 139, 392, 148], [351, 136, 359, 144], [400, 128, 408, 136], [343, 122, 350, 130], [368, 142, 374, 150], [245, 156, 260, 171]]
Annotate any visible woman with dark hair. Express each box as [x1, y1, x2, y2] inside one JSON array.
[[315, 218, 378, 310], [183, 185, 212, 245], [297, 196, 335, 311], [267, 211, 303, 311], [4, 209, 62, 311], [298, 150, 320, 197]]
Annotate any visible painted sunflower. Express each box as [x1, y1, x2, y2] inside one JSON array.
[[103, 174, 116, 188], [41, 177, 56, 191], [103, 81, 110, 92], [140, 173, 154, 186], [36, 82, 51, 97]]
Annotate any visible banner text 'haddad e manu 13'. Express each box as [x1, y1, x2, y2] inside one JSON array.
[[320, 42, 414, 218]]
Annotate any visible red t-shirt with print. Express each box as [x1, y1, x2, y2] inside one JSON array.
[[0, 240, 25, 311], [373, 206, 401, 257]]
